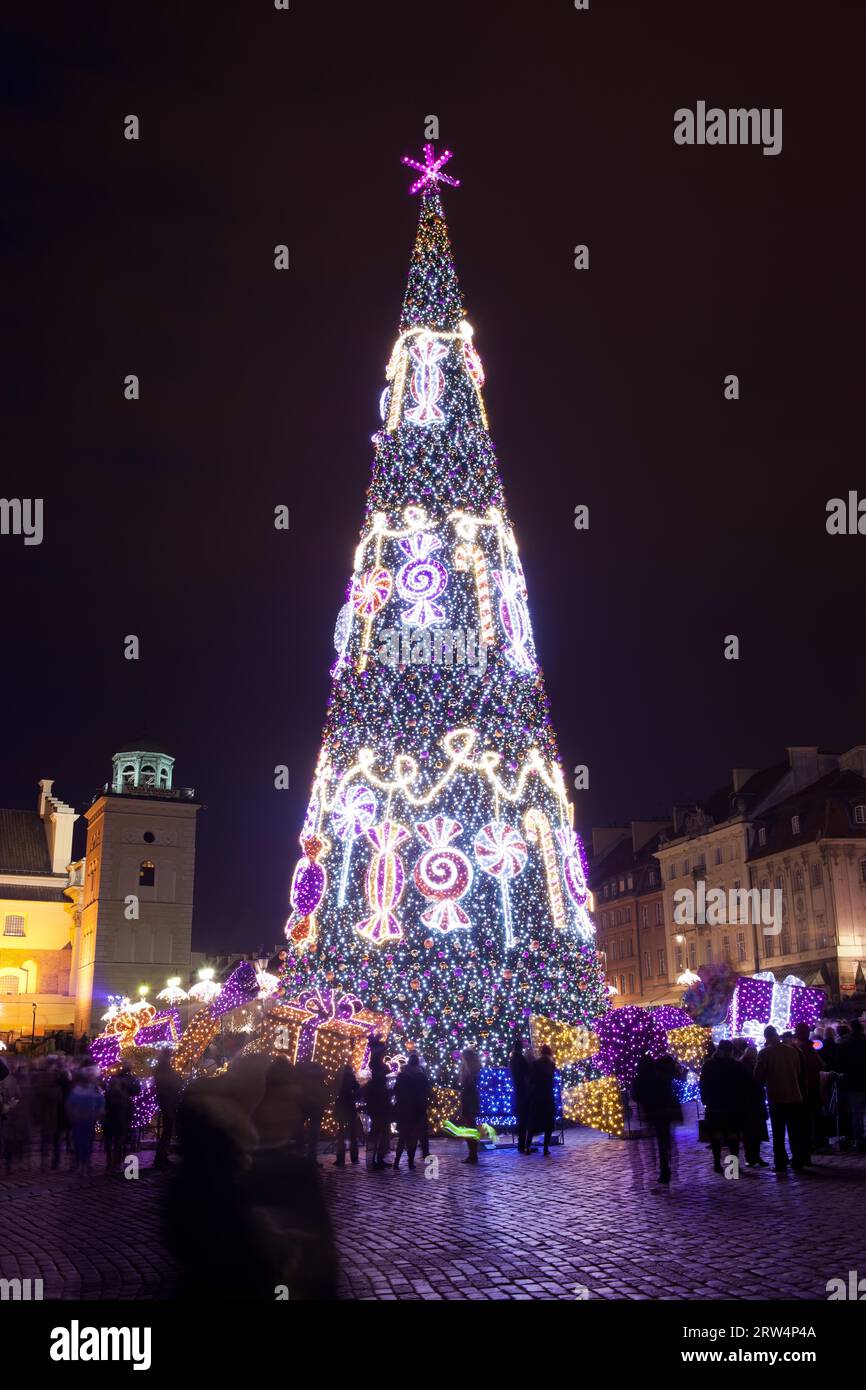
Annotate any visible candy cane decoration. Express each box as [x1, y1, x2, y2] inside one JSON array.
[[454, 541, 494, 646], [524, 808, 566, 931]]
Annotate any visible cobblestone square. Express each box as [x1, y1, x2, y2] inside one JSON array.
[[1, 1119, 863, 1301]]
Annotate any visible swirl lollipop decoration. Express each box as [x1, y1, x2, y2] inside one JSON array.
[[285, 835, 328, 951], [474, 820, 527, 948], [396, 532, 448, 627], [356, 821, 410, 946], [524, 808, 566, 931], [332, 782, 377, 907], [413, 815, 473, 934]]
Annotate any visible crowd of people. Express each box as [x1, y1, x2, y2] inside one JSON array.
[[0, 1050, 184, 1175], [632, 1018, 866, 1185]]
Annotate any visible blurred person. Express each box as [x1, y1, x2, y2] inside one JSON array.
[[393, 1053, 430, 1170], [34, 1061, 65, 1170], [738, 1041, 769, 1166], [103, 1073, 132, 1171], [509, 1036, 533, 1153], [699, 1040, 748, 1173], [458, 1047, 482, 1165], [253, 1056, 304, 1151], [792, 1023, 824, 1157], [295, 1057, 328, 1164], [0, 1062, 24, 1174], [66, 1066, 105, 1175], [754, 1026, 807, 1172], [154, 1050, 184, 1170], [333, 1060, 362, 1166], [527, 1044, 557, 1156], [634, 1053, 683, 1186], [363, 1039, 392, 1169], [837, 1019, 866, 1152]]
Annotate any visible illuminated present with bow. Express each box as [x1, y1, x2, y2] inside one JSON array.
[[172, 961, 261, 1075], [251, 987, 392, 1077], [665, 1024, 712, 1069], [727, 971, 825, 1043]]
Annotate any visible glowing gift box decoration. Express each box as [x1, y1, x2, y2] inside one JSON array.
[[172, 961, 261, 1075], [428, 1085, 460, 1135], [249, 988, 391, 1076], [562, 1076, 624, 1137], [528, 1015, 599, 1064], [727, 971, 825, 1044], [666, 1024, 712, 1069], [477, 1066, 563, 1127]]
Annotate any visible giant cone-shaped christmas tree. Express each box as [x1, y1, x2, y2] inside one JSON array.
[[280, 144, 606, 1081]]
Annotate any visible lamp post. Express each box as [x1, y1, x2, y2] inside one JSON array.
[[31, 1002, 37, 1051]]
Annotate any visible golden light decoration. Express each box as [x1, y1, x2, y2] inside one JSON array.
[[428, 1085, 460, 1135], [666, 1023, 712, 1068], [562, 1076, 624, 1137], [529, 1015, 599, 1064]]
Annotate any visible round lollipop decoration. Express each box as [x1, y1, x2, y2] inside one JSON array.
[[332, 782, 377, 907], [413, 815, 473, 934], [474, 820, 527, 948]]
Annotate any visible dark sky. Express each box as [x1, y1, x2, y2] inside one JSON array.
[[3, 1, 863, 952]]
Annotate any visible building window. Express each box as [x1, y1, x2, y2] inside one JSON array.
[[722, 935, 730, 960], [791, 814, 800, 835], [668, 863, 677, 880], [619, 879, 625, 893], [737, 931, 746, 962], [688, 942, 697, 969], [3, 915, 25, 937], [794, 868, 804, 891], [854, 804, 866, 825], [644, 951, 652, 978], [603, 884, 609, 898], [139, 860, 156, 887], [683, 858, 690, 874], [757, 827, 767, 846], [619, 975, 626, 996], [625, 907, 632, 923], [654, 901, 663, 926], [811, 862, 823, 888], [628, 973, 635, 994], [627, 875, 634, 890], [121, 764, 136, 786], [640, 905, 648, 929], [714, 847, 723, 865], [648, 869, 657, 886], [0, 975, 20, 994], [764, 933, 775, 958], [675, 947, 683, 971], [860, 859, 866, 885], [140, 764, 157, 787], [657, 948, 666, 975]]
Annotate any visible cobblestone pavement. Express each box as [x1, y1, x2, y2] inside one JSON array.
[[1, 1121, 863, 1300]]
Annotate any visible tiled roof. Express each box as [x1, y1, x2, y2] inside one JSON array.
[[0, 809, 51, 873], [0, 883, 69, 903], [749, 769, 866, 859]]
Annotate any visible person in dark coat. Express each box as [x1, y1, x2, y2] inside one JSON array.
[[296, 1059, 328, 1164], [736, 1041, 769, 1166], [509, 1037, 533, 1153], [333, 1061, 362, 1166], [633, 1052, 683, 1185], [699, 1039, 749, 1173], [458, 1048, 482, 1165], [363, 1040, 392, 1169], [393, 1053, 430, 1169], [837, 1019, 866, 1152], [527, 1045, 557, 1155], [34, 1063, 65, 1171], [154, 1050, 184, 1170]]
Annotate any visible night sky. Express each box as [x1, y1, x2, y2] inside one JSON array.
[[3, 1, 862, 952]]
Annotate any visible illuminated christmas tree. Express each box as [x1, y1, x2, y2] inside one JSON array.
[[280, 143, 606, 1081]]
